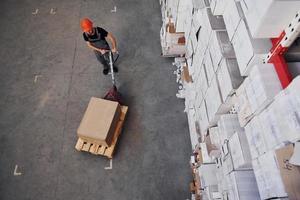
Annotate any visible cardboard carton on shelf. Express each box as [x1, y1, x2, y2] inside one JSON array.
[[77, 97, 121, 147], [231, 20, 272, 76], [223, 0, 244, 41], [244, 116, 267, 159], [209, 30, 236, 69], [253, 144, 300, 200], [241, 0, 300, 38], [226, 170, 260, 200]]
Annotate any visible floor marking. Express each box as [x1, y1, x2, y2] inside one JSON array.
[[50, 8, 57, 15], [34, 75, 42, 83], [111, 6, 117, 13], [32, 9, 39, 15], [104, 159, 113, 170], [14, 165, 22, 176]]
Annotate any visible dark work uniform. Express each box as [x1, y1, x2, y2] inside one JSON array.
[[83, 27, 111, 69]]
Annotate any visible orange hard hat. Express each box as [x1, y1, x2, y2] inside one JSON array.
[[80, 18, 93, 32]]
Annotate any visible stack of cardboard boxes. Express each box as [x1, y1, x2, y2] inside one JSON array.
[[161, 0, 300, 199]]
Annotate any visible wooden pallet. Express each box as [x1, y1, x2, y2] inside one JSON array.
[[75, 106, 128, 158]]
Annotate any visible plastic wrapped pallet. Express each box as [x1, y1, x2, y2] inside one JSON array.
[[228, 131, 252, 170], [226, 170, 260, 200], [209, 30, 236, 68], [241, 0, 300, 38], [231, 20, 272, 76], [244, 116, 267, 159], [217, 58, 243, 103], [223, 0, 244, 41]]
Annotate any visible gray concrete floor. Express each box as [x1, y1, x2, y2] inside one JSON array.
[[0, 0, 192, 199]]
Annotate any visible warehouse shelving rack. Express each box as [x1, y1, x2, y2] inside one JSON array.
[[266, 11, 300, 88]]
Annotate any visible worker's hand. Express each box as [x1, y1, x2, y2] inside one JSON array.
[[99, 49, 108, 55], [111, 48, 117, 53]]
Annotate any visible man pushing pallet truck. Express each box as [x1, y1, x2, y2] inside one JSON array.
[[75, 18, 127, 158]]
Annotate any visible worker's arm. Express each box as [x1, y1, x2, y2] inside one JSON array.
[[86, 42, 107, 54], [106, 32, 117, 53]]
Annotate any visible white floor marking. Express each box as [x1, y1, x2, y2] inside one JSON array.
[[34, 75, 42, 83], [50, 8, 56, 14], [32, 9, 39, 15], [111, 6, 117, 13], [104, 159, 113, 170], [14, 165, 22, 176]]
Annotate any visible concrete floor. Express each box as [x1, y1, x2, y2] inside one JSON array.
[[0, 0, 192, 199]]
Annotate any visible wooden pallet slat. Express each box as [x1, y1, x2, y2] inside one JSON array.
[[97, 145, 106, 155], [82, 142, 91, 151], [75, 138, 84, 151]]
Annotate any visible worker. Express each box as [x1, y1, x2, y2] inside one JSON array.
[[80, 18, 118, 75]]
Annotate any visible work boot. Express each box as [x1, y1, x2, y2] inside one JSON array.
[[103, 68, 109, 75]]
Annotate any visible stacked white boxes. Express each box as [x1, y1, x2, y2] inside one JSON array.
[[210, 0, 227, 16], [241, 0, 300, 38], [245, 63, 282, 114], [217, 58, 243, 102], [217, 114, 243, 143], [209, 30, 235, 68], [222, 0, 244, 41], [160, 1, 300, 200], [226, 170, 260, 200], [231, 20, 272, 76], [252, 151, 288, 199], [244, 117, 267, 159]]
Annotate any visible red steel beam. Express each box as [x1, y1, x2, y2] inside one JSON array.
[[267, 36, 292, 89]]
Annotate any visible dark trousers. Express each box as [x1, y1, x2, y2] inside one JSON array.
[[94, 51, 110, 69]]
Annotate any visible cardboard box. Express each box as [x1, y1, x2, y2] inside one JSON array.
[[198, 164, 218, 187], [247, 63, 282, 114], [209, 30, 236, 68], [205, 76, 223, 125], [211, 0, 227, 16], [235, 80, 253, 127], [217, 58, 243, 103], [217, 114, 244, 144], [241, 0, 300, 38], [77, 97, 121, 147], [276, 144, 300, 200], [229, 131, 252, 170], [223, 0, 244, 41], [231, 20, 272, 76], [253, 145, 300, 199], [244, 116, 267, 159], [227, 170, 260, 200], [204, 51, 215, 85]]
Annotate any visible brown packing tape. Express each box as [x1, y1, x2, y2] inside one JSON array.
[[182, 65, 193, 83]]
